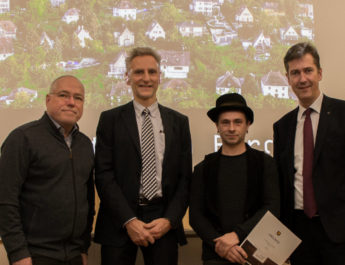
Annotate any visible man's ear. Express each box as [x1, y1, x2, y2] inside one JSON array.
[[246, 122, 251, 133], [318, 68, 322, 81], [215, 122, 220, 133], [285, 72, 289, 80], [46, 94, 50, 104], [125, 72, 130, 85]]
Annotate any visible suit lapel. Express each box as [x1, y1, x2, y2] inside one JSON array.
[[159, 105, 173, 180], [287, 108, 298, 186], [314, 96, 331, 167], [121, 101, 141, 156], [159, 105, 173, 160]]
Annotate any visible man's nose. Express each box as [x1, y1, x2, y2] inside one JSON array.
[[143, 71, 150, 81], [66, 95, 75, 105], [300, 72, 307, 82], [229, 123, 235, 131]]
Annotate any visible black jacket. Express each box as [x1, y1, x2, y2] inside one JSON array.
[[94, 101, 192, 246], [274, 95, 345, 243], [0, 113, 95, 263], [189, 144, 280, 260]]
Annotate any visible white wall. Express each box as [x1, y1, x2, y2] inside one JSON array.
[[315, 1, 345, 100]]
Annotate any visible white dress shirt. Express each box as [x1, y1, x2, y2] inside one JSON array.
[[294, 93, 323, 209]]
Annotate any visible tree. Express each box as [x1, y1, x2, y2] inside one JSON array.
[[11, 92, 34, 109], [256, 11, 282, 35], [81, 8, 101, 39], [27, 0, 49, 21], [242, 73, 260, 95], [283, 0, 299, 20], [85, 39, 105, 58], [156, 3, 186, 30], [221, 1, 236, 23], [24, 23, 41, 55], [171, 0, 189, 10], [265, 43, 289, 73], [85, 92, 108, 108], [1, 52, 31, 89]]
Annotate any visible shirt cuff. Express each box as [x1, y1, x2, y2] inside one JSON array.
[[123, 217, 137, 227]]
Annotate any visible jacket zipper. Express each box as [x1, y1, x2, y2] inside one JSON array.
[[64, 146, 78, 261], [70, 147, 78, 240]]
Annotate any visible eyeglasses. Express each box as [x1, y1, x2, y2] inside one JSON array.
[[50, 91, 84, 102]]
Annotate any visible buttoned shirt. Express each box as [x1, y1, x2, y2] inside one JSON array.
[[294, 93, 323, 209], [47, 113, 78, 149]]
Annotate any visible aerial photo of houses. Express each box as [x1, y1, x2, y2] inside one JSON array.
[[0, 0, 314, 109]]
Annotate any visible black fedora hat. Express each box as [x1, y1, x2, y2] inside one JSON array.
[[207, 93, 254, 124]]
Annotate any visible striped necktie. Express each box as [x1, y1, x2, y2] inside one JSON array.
[[141, 108, 157, 200]]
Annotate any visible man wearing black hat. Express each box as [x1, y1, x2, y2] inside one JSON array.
[[189, 93, 280, 265]]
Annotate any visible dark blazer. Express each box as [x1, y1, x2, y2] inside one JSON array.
[[189, 145, 280, 260], [94, 101, 192, 246], [273, 95, 345, 243]]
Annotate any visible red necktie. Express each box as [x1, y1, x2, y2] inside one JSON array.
[[303, 108, 317, 218]]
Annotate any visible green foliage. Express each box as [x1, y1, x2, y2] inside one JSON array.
[[156, 3, 186, 29], [245, 93, 297, 110], [11, 92, 34, 109], [28, 0, 48, 20], [109, 94, 133, 107], [0, 0, 314, 109], [84, 92, 108, 108], [158, 86, 212, 109], [242, 73, 259, 95], [194, 59, 207, 74], [86, 40, 105, 57]]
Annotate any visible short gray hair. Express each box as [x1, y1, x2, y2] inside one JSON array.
[[125, 47, 161, 72], [49, 75, 84, 93]]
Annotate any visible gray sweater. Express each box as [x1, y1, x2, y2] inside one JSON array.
[[0, 113, 95, 263]]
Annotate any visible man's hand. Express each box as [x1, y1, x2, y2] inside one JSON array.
[[81, 253, 88, 265], [12, 257, 32, 265], [125, 218, 155, 247], [225, 245, 248, 264], [214, 232, 240, 258], [144, 218, 171, 239]]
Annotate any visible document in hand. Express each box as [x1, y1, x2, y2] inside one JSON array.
[[240, 211, 301, 265]]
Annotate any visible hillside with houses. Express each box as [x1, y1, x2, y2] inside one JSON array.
[[0, 0, 314, 109]]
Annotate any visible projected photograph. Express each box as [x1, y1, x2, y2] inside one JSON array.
[[0, 0, 314, 110]]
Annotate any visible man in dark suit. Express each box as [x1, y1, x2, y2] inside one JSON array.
[[274, 42, 345, 265], [94, 47, 192, 265]]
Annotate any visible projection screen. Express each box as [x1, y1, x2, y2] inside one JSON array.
[[0, 0, 319, 162]]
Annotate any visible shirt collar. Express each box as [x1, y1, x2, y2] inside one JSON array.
[[297, 92, 323, 120], [46, 112, 79, 136], [133, 100, 159, 118]]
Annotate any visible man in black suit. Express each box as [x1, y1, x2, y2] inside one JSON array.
[[190, 93, 279, 265], [94, 47, 192, 265], [274, 42, 345, 265]]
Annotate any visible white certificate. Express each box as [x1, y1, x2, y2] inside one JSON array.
[[240, 211, 301, 265]]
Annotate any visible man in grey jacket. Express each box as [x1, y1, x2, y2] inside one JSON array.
[[0, 75, 95, 265]]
